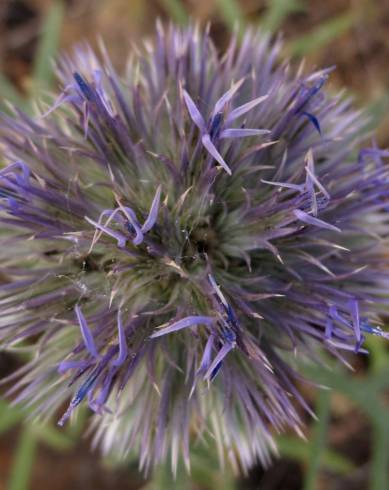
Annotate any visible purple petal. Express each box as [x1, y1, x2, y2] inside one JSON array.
[[209, 361, 223, 381], [349, 299, 361, 343], [293, 209, 341, 233], [94, 369, 116, 409], [75, 305, 99, 358], [85, 216, 127, 248], [301, 111, 321, 135], [73, 72, 95, 102], [150, 316, 215, 339], [120, 206, 144, 245], [0, 161, 30, 184], [58, 367, 101, 426], [58, 360, 91, 374], [261, 179, 304, 192], [182, 90, 206, 132], [201, 134, 232, 175], [82, 101, 90, 139], [40, 92, 80, 118], [112, 310, 128, 367], [141, 185, 162, 233], [226, 94, 269, 124], [212, 78, 245, 118], [325, 316, 333, 339], [358, 147, 389, 167], [305, 150, 330, 199], [330, 305, 351, 328], [294, 75, 327, 114], [208, 274, 228, 308], [204, 342, 234, 381], [220, 128, 270, 139], [326, 340, 368, 354], [86, 208, 121, 251], [197, 334, 215, 374]]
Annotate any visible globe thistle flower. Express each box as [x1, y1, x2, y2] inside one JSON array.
[[1, 23, 389, 474]]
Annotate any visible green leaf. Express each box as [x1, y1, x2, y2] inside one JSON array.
[[301, 364, 387, 426], [215, 0, 245, 31], [364, 367, 389, 396], [260, 0, 306, 33], [365, 93, 389, 132], [32, 424, 75, 451], [277, 435, 354, 475], [189, 445, 236, 490], [0, 74, 30, 112], [158, 0, 189, 25], [0, 400, 24, 434], [371, 422, 389, 490], [32, 1, 65, 94], [66, 404, 88, 438], [287, 11, 357, 56], [363, 330, 389, 375], [146, 461, 191, 490], [8, 427, 37, 490]]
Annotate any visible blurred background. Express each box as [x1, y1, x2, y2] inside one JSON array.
[[0, 1, 388, 489]]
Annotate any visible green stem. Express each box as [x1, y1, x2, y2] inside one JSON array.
[[303, 389, 331, 490], [370, 421, 388, 490]]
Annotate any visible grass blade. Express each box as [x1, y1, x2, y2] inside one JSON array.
[[371, 422, 389, 490], [0, 74, 29, 111], [303, 389, 331, 490], [158, 0, 189, 25], [0, 400, 24, 434], [215, 0, 245, 30], [32, 424, 75, 451], [8, 427, 37, 490], [277, 435, 354, 475], [260, 0, 306, 33], [32, 1, 65, 94], [287, 11, 357, 56]]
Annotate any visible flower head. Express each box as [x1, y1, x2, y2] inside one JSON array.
[[1, 23, 389, 473]]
